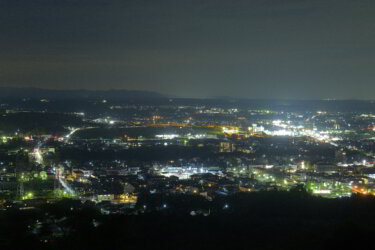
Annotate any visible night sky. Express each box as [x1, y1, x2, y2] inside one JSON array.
[[1, 0, 374, 99]]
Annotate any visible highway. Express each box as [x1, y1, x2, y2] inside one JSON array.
[[32, 134, 76, 196]]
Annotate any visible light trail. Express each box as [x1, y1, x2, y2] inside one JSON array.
[[58, 177, 75, 195], [33, 141, 44, 165], [65, 128, 80, 140]]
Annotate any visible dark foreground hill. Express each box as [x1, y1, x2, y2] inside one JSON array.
[[1, 191, 375, 250]]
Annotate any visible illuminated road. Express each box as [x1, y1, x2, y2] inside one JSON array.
[[33, 141, 45, 165], [63, 127, 98, 141], [64, 127, 80, 140], [33, 137, 76, 195], [58, 177, 75, 195]]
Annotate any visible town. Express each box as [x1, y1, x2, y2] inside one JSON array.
[[2, 98, 375, 216]]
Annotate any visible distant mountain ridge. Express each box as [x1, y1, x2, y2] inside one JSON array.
[[0, 87, 165, 99]]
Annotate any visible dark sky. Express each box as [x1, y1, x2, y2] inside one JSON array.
[[1, 0, 374, 99]]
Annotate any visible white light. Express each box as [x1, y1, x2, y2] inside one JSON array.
[[313, 190, 331, 194], [156, 134, 179, 140], [222, 127, 238, 134]]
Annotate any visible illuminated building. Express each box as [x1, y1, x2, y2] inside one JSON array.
[[220, 142, 235, 153]]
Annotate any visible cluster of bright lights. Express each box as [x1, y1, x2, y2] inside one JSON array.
[[268, 130, 295, 136], [187, 134, 208, 139], [155, 134, 179, 139], [269, 119, 342, 143], [313, 190, 331, 194], [222, 127, 239, 134], [93, 118, 116, 124], [1, 136, 11, 143], [22, 192, 34, 200], [159, 166, 220, 179]]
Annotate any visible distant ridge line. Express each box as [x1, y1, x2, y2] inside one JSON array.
[[0, 87, 165, 99]]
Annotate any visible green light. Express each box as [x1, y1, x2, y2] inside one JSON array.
[[22, 192, 34, 200]]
